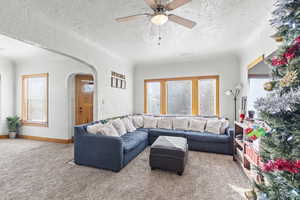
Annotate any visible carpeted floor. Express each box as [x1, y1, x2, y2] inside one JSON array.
[[0, 139, 251, 200]]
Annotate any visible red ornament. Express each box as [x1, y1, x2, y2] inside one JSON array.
[[271, 57, 287, 66], [262, 159, 300, 174], [284, 45, 298, 60], [245, 128, 253, 134], [262, 161, 275, 172], [250, 135, 257, 141], [295, 160, 300, 169]]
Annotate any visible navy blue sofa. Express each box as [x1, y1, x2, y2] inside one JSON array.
[[74, 121, 234, 172]]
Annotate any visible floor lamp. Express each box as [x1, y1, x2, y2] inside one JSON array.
[[225, 84, 242, 121]]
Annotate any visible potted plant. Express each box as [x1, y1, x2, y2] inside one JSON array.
[[6, 116, 21, 139]]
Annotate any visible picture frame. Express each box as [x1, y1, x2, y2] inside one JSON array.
[[122, 80, 126, 89], [116, 78, 121, 88], [111, 77, 117, 88]]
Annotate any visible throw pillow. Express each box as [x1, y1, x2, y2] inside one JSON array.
[[111, 119, 127, 136], [143, 117, 158, 128], [173, 118, 189, 130], [220, 119, 230, 134], [98, 123, 119, 137], [87, 123, 103, 134], [122, 117, 136, 133], [157, 118, 172, 129], [132, 115, 144, 128], [205, 119, 223, 134], [189, 119, 206, 132]]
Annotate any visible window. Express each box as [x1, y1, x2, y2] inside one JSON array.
[[146, 81, 161, 114], [144, 76, 219, 116], [248, 75, 270, 117], [199, 79, 217, 116], [22, 73, 48, 126], [167, 80, 192, 115]]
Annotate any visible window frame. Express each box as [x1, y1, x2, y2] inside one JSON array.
[[22, 73, 49, 127], [144, 75, 220, 116]]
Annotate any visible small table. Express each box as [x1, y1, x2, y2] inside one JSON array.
[[149, 136, 188, 176]]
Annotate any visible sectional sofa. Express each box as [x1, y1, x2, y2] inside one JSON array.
[[74, 117, 234, 172]]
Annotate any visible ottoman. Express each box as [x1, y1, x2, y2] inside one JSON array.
[[149, 136, 188, 175]]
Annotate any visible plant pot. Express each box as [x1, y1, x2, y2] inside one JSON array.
[[8, 132, 17, 139]]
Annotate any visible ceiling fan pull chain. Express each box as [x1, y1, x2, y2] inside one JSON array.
[[158, 26, 162, 45]]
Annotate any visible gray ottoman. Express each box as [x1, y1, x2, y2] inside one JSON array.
[[149, 136, 188, 175]]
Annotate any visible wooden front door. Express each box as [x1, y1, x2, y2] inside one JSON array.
[[75, 75, 94, 125]]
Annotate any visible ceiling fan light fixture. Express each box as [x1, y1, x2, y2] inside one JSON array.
[[151, 14, 168, 25]]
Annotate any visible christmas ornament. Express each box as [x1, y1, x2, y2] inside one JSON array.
[[247, 128, 266, 139], [262, 159, 300, 174], [284, 45, 298, 60], [263, 81, 276, 91], [271, 57, 287, 66], [279, 70, 298, 87]]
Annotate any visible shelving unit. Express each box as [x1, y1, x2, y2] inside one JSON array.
[[233, 121, 263, 183]]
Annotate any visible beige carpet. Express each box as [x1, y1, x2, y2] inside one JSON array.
[[0, 139, 251, 200]]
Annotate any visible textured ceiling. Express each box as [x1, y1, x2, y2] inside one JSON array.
[[0, 34, 67, 61], [18, 0, 274, 64]]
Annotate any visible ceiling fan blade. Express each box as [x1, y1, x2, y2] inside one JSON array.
[[168, 14, 196, 29], [166, 0, 191, 10], [116, 14, 150, 23], [144, 0, 157, 10]]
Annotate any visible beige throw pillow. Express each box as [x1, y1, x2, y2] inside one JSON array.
[[220, 119, 230, 134], [111, 119, 127, 136], [122, 118, 136, 133], [205, 120, 223, 134], [143, 117, 158, 128], [87, 123, 103, 134], [157, 118, 172, 129], [189, 119, 206, 132], [98, 123, 119, 137], [173, 118, 189, 130], [132, 116, 144, 128]]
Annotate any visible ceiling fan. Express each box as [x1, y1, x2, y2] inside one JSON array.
[[116, 0, 196, 29]]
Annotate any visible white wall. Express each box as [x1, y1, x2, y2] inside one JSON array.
[[238, 23, 277, 96], [0, 1, 134, 120], [15, 57, 94, 139], [0, 58, 15, 134], [134, 54, 241, 122]]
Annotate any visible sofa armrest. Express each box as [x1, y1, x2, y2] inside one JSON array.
[[225, 128, 234, 155], [225, 128, 234, 139], [74, 126, 124, 172]]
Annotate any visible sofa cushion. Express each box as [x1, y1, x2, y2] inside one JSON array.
[[131, 115, 144, 128], [157, 118, 173, 129], [98, 123, 120, 137], [173, 118, 189, 130], [122, 117, 136, 133], [189, 119, 206, 132], [205, 119, 223, 134], [111, 119, 127, 136], [121, 131, 148, 153], [87, 123, 103, 134], [144, 116, 158, 128], [185, 131, 231, 143], [149, 128, 187, 138]]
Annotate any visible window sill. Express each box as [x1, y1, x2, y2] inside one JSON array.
[[22, 121, 48, 127]]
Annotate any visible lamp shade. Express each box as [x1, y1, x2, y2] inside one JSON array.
[[225, 90, 232, 96]]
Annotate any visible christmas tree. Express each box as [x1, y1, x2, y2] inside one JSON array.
[[254, 0, 300, 199]]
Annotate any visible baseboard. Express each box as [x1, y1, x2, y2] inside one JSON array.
[[0, 135, 8, 139], [18, 135, 73, 144]]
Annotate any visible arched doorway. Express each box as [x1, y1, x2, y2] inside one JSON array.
[[67, 72, 97, 139]]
